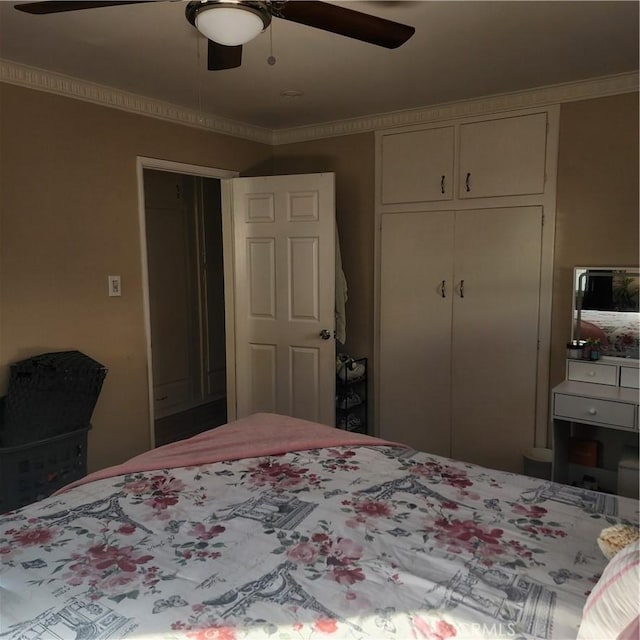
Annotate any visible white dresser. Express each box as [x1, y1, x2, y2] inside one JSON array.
[[552, 357, 639, 495]]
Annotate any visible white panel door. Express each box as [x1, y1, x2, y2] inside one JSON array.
[[232, 173, 336, 425], [379, 211, 454, 455], [450, 206, 543, 472]]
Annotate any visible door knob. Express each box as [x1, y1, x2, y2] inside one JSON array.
[[319, 329, 331, 340]]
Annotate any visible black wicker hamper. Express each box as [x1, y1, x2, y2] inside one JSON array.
[[1, 350, 107, 446]]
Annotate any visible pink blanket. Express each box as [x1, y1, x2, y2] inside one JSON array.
[[59, 413, 401, 493]]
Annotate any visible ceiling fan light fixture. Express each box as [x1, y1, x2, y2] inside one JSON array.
[[190, 2, 271, 47]]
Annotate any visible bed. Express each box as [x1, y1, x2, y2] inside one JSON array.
[[578, 310, 640, 359], [1, 413, 638, 640]]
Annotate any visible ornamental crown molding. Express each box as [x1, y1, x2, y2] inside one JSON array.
[[0, 59, 274, 145], [1, 58, 637, 146], [273, 71, 639, 145]]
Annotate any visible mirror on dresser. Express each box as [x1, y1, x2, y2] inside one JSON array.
[[573, 266, 640, 360]]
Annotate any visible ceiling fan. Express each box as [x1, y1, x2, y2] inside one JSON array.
[[14, 1, 416, 71]]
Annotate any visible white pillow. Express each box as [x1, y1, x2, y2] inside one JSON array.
[[577, 539, 639, 640]]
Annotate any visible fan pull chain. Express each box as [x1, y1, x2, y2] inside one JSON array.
[[267, 24, 276, 66], [196, 35, 205, 124]]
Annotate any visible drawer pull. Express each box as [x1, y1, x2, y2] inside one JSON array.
[[588, 371, 596, 377], [156, 395, 168, 402], [588, 408, 597, 415]]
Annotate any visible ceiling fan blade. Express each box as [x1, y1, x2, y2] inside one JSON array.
[[14, 1, 156, 15], [276, 1, 415, 49], [208, 40, 243, 71]]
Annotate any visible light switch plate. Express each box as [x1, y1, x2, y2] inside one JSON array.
[[108, 275, 121, 297]]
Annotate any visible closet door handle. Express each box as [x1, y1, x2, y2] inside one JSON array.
[[441, 280, 446, 298], [465, 172, 471, 192], [440, 175, 446, 194], [459, 279, 465, 298]]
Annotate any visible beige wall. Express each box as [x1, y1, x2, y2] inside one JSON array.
[[552, 93, 640, 397], [0, 84, 271, 471], [1, 83, 637, 472]]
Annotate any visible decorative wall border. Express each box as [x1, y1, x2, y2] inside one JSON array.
[[1, 58, 637, 146]]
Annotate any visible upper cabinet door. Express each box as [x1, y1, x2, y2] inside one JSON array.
[[381, 126, 454, 204], [458, 113, 547, 199]]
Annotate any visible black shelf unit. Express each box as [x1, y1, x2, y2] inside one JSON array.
[[336, 357, 367, 434], [0, 351, 106, 513]]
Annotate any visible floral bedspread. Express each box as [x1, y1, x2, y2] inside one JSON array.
[[581, 310, 640, 358], [1, 422, 638, 640]]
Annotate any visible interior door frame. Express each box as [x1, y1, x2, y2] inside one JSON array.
[[136, 157, 238, 448]]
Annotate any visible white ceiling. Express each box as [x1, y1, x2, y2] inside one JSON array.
[[1, 0, 638, 130]]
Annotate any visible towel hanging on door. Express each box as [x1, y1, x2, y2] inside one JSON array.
[[335, 224, 348, 345]]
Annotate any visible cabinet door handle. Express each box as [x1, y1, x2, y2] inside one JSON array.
[[441, 280, 446, 298], [459, 279, 464, 298], [441, 175, 446, 194], [465, 172, 471, 192]]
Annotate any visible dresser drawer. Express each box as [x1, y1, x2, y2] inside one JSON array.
[[566, 360, 617, 386], [554, 393, 636, 429], [620, 366, 640, 390]]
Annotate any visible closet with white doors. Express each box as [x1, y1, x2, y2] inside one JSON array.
[[376, 107, 559, 474]]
